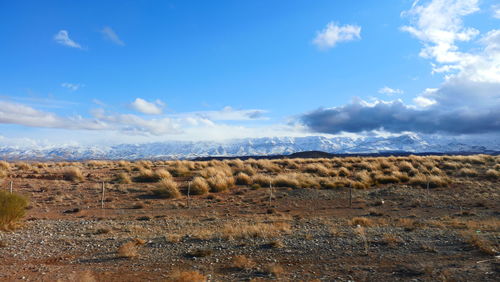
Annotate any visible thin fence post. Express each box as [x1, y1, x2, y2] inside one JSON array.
[[349, 184, 352, 208], [268, 180, 273, 207], [9, 181, 13, 194], [101, 182, 105, 209], [187, 182, 191, 209]]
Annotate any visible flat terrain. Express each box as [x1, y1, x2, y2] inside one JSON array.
[[0, 156, 499, 281]]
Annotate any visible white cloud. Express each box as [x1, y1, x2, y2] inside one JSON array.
[[130, 98, 164, 115], [54, 30, 82, 49], [413, 96, 437, 107], [192, 106, 267, 121], [493, 4, 500, 19], [101, 26, 125, 46], [313, 22, 361, 49], [61, 82, 83, 91], [378, 86, 404, 95]]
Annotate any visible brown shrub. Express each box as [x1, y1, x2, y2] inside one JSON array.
[[222, 222, 291, 240], [116, 172, 132, 184], [235, 172, 252, 185], [134, 169, 161, 182], [190, 177, 210, 195], [0, 161, 10, 170], [232, 255, 256, 270], [409, 174, 449, 188], [169, 270, 206, 282], [117, 241, 139, 258], [485, 169, 500, 180], [458, 168, 478, 177], [63, 167, 85, 182], [273, 174, 300, 189], [263, 264, 284, 278], [350, 217, 373, 227], [153, 179, 181, 199], [207, 174, 235, 192], [0, 191, 28, 230], [251, 174, 273, 187]]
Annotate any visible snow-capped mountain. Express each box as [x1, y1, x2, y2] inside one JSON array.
[[0, 134, 498, 160]]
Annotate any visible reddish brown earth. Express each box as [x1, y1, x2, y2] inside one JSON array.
[[0, 159, 499, 281]]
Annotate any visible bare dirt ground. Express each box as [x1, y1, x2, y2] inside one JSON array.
[[0, 156, 499, 281]]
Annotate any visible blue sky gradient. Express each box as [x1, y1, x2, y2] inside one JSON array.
[[0, 0, 499, 146]]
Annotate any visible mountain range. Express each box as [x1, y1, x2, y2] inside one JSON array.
[[0, 133, 498, 160]]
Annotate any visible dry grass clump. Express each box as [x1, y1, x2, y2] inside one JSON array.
[[251, 174, 273, 187], [207, 174, 235, 192], [169, 270, 206, 282], [253, 159, 282, 173], [0, 161, 10, 170], [0, 170, 7, 179], [235, 172, 252, 185], [485, 169, 500, 180], [0, 191, 28, 230], [115, 172, 132, 184], [263, 264, 284, 278], [168, 161, 193, 177], [134, 169, 160, 182], [464, 233, 497, 256], [190, 177, 210, 195], [302, 163, 331, 176], [409, 174, 449, 188], [373, 173, 400, 185], [337, 167, 350, 177], [382, 233, 403, 247], [273, 174, 300, 189], [350, 217, 373, 227], [63, 167, 85, 182], [458, 168, 478, 177], [398, 161, 414, 173], [155, 169, 172, 179], [231, 255, 256, 270], [153, 179, 181, 199], [15, 162, 31, 171], [117, 239, 145, 258], [222, 222, 291, 240], [200, 165, 232, 178]]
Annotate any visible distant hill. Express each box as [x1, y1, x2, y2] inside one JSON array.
[[0, 134, 499, 160]]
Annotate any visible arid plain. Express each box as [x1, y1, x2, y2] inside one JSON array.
[[0, 155, 499, 281]]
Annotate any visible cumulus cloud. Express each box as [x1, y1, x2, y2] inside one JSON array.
[[301, 98, 500, 135], [193, 106, 267, 121], [0, 101, 104, 130], [101, 26, 125, 46], [61, 82, 83, 91], [493, 4, 500, 19], [130, 98, 164, 115], [54, 30, 82, 49], [378, 86, 404, 95], [313, 22, 361, 49], [301, 0, 500, 136]]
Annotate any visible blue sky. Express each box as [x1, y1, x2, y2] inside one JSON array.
[[0, 0, 499, 146]]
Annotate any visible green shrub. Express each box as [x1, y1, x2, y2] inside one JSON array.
[[0, 191, 28, 230]]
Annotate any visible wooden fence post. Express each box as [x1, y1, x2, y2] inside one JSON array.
[[9, 181, 13, 194], [101, 182, 105, 209]]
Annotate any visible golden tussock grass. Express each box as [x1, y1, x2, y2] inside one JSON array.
[[117, 241, 140, 258], [207, 174, 235, 192], [115, 172, 132, 184], [168, 270, 206, 282], [458, 168, 478, 177], [62, 167, 85, 182], [231, 255, 256, 270], [263, 264, 284, 278], [190, 177, 210, 195], [153, 179, 181, 199], [221, 222, 291, 240], [15, 162, 31, 171], [485, 169, 500, 180], [235, 172, 252, 185], [0, 161, 10, 170], [0, 191, 28, 230]]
